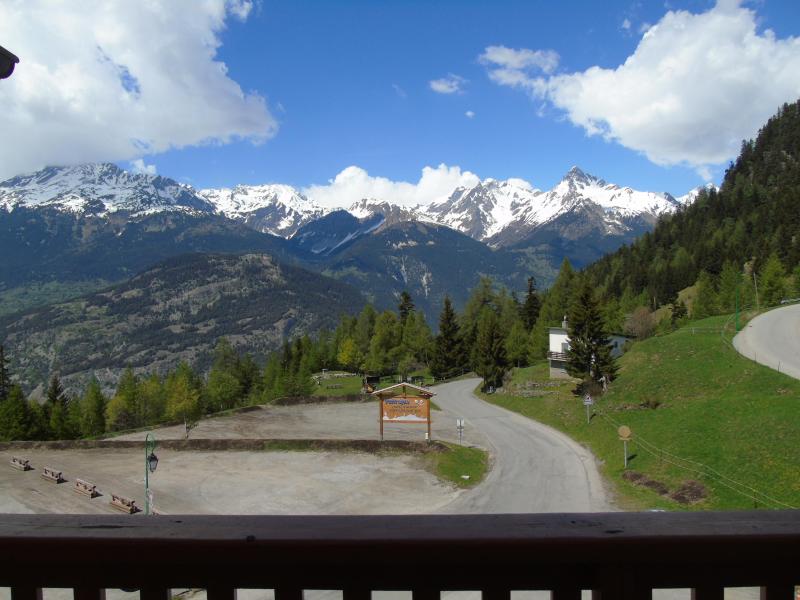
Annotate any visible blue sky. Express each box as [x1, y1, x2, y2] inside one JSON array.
[[2, 0, 800, 203]]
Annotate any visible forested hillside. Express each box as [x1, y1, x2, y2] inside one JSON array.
[[585, 100, 800, 310]]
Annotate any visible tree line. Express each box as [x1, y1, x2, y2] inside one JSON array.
[[0, 270, 624, 440], [584, 100, 800, 319]]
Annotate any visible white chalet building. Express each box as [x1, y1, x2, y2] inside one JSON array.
[[547, 317, 629, 379]]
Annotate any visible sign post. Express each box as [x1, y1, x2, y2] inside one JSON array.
[[618, 425, 632, 468], [456, 418, 465, 445], [374, 383, 434, 442], [583, 394, 594, 424]]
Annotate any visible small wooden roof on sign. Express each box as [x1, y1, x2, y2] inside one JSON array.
[[371, 382, 435, 398]]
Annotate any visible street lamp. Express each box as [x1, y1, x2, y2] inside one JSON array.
[[0, 45, 19, 80], [144, 433, 158, 515]]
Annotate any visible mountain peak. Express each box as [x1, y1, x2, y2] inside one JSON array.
[[0, 162, 212, 215]]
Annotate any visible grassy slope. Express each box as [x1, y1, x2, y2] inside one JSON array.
[[484, 315, 800, 510], [425, 442, 488, 488]]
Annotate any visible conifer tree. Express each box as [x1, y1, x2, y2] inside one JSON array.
[[760, 253, 787, 305], [472, 307, 507, 391], [430, 297, 465, 379], [521, 277, 542, 332], [80, 378, 107, 437], [0, 344, 10, 402], [793, 264, 800, 297], [165, 363, 202, 438], [47, 374, 72, 439], [206, 338, 243, 411], [0, 385, 31, 441], [693, 271, 718, 318], [717, 261, 742, 313], [505, 321, 530, 367], [106, 367, 140, 431], [565, 281, 617, 389], [397, 291, 415, 326]]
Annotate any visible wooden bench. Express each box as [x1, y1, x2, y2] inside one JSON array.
[[9, 456, 31, 471], [74, 478, 98, 498], [41, 467, 64, 483], [110, 493, 138, 514]]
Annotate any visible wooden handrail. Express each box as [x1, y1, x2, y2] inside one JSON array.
[[0, 512, 796, 598]]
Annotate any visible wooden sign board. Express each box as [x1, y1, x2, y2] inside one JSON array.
[[373, 382, 434, 440], [383, 396, 429, 422]]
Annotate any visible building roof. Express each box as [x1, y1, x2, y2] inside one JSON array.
[[371, 382, 435, 398]]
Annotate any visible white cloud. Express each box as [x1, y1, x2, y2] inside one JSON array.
[[392, 83, 408, 98], [429, 74, 467, 94], [480, 1, 800, 175], [0, 1, 277, 181], [130, 159, 157, 175], [465, 110, 476, 119], [621, 18, 632, 30], [302, 164, 480, 209], [479, 46, 560, 75]]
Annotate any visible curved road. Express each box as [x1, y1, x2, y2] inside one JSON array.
[[733, 304, 800, 379], [434, 378, 612, 513]]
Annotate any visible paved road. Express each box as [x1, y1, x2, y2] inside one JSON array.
[[433, 378, 612, 513], [733, 304, 800, 379]]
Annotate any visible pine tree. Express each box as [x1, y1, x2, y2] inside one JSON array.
[[793, 264, 800, 298], [671, 296, 688, 327], [565, 281, 618, 389], [760, 253, 787, 305], [80, 378, 107, 437], [472, 308, 507, 391], [0, 345, 10, 402], [206, 338, 243, 411], [717, 261, 742, 312], [46, 374, 72, 439], [430, 297, 465, 379], [505, 321, 530, 367], [106, 368, 140, 431], [398, 291, 415, 326], [521, 277, 542, 332], [165, 363, 202, 438], [693, 271, 718, 318], [0, 385, 31, 441]]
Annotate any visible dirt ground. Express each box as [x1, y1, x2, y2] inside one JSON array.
[[0, 447, 461, 515], [110, 401, 485, 446]]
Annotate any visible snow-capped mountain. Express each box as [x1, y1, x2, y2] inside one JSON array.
[[0, 162, 700, 252], [347, 199, 427, 227], [423, 178, 545, 242], [0, 163, 213, 216], [425, 167, 682, 247], [677, 183, 717, 206], [199, 184, 324, 238]]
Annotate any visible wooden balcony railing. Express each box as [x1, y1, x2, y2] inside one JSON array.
[[0, 511, 797, 600], [547, 352, 569, 362]]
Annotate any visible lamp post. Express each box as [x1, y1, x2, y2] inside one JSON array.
[[144, 433, 158, 515]]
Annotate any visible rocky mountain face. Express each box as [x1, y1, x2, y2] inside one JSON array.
[[0, 253, 363, 395], [0, 163, 214, 215], [320, 220, 527, 318], [0, 161, 705, 393], [199, 184, 324, 238]]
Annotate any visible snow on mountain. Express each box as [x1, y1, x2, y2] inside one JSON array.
[[199, 184, 324, 238], [0, 162, 705, 249], [422, 166, 683, 247], [347, 199, 429, 227], [424, 178, 544, 241], [0, 163, 213, 215], [676, 183, 717, 206]]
